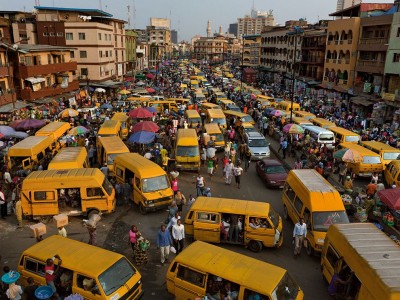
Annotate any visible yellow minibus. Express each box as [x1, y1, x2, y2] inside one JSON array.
[[360, 141, 400, 169], [35, 121, 71, 148], [203, 123, 225, 149], [20, 168, 115, 218], [322, 223, 400, 300], [96, 136, 130, 174], [223, 110, 255, 126], [147, 100, 178, 113], [166, 241, 304, 300], [339, 143, 383, 177], [185, 110, 202, 127], [384, 160, 400, 187], [114, 153, 173, 214], [330, 127, 360, 144], [111, 112, 130, 140], [294, 111, 316, 120], [282, 169, 349, 255], [292, 117, 313, 127], [206, 108, 227, 129], [185, 196, 283, 252], [8, 136, 56, 171], [190, 80, 199, 90], [98, 120, 121, 138], [277, 100, 301, 112], [175, 128, 200, 171], [311, 118, 336, 129], [47, 147, 89, 170], [18, 236, 143, 300]]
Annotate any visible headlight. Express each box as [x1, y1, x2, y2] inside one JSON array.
[[270, 181, 276, 184], [317, 238, 325, 244]]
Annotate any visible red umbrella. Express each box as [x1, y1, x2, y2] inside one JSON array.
[[146, 73, 155, 79], [131, 121, 160, 133], [128, 107, 153, 119], [146, 87, 156, 93], [377, 188, 400, 210]]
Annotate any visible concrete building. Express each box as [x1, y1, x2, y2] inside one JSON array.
[[228, 23, 238, 37], [0, 45, 16, 107], [237, 9, 275, 37], [147, 25, 172, 65], [171, 29, 178, 44], [0, 11, 37, 44], [35, 6, 127, 83], [336, 0, 362, 11], [150, 18, 170, 29], [135, 29, 148, 43], [242, 35, 261, 67], [125, 30, 137, 73], [193, 37, 228, 63]]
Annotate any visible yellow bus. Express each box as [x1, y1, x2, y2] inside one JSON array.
[[223, 110, 255, 126], [114, 153, 173, 214], [294, 111, 316, 120], [96, 136, 130, 174], [35, 122, 71, 148], [384, 160, 400, 187], [339, 143, 383, 177], [206, 108, 227, 129], [292, 117, 313, 127], [166, 241, 304, 300], [282, 169, 349, 255], [322, 223, 400, 300], [98, 120, 121, 138], [20, 168, 115, 218], [175, 128, 200, 171], [360, 141, 400, 169], [47, 147, 89, 170], [311, 118, 336, 129], [8, 136, 56, 171], [18, 236, 143, 300], [330, 127, 360, 144], [185, 110, 202, 126], [111, 112, 130, 140], [276, 100, 301, 112], [203, 123, 225, 149]]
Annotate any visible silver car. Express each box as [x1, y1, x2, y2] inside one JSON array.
[[246, 132, 271, 160]]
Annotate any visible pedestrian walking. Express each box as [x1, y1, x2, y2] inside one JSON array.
[[338, 161, 347, 185], [123, 180, 132, 206], [15, 199, 22, 228], [293, 217, 307, 257], [87, 226, 97, 246], [0, 186, 6, 219], [224, 160, 234, 185], [244, 147, 251, 171], [233, 163, 243, 189], [175, 190, 186, 212], [156, 224, 173, 265], [171, 177, 179, 195], [195, 173, 205, 196], [282, 139, 288, 159], [172, 218, 185, 254], [58, 226, 67, 237], [129, 225, 138, 258], [115, 181, 122, 206]]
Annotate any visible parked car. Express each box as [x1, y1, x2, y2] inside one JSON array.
[[256, 159, 287, 188]]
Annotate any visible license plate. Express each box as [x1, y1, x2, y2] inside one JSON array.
[[148, 203, 155, 207]]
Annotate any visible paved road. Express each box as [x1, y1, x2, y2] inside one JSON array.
[[0, 152, 330, 300]]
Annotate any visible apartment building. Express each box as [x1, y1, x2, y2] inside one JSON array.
[[193, 37, 228, 62], [260, 26, 290, 75], [35, 6, 127, 82], [237, 9, 275, 37], [0, 46, 16, 106], [242, 35, 261, 67]]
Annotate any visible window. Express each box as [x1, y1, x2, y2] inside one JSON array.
[[43, 32, 48, 37], [98, 33, 102, 40], [57, 32, 63, 37], [284, 184, 296, 202], [78, 32, 86, 40], [25, 259, 45, 275], [397, 27, 400, 37], [115, 167, 124, 178], [81, 68, 88, 76], [293, 198, 303, 214], [177, 265, 205, 288], [70, 51, 74, 59], [34, 191, 55, 201], [105, 51, 108, 57], [86, 188, 104, 197], [243, 289, 268, 300], [49, 32, 55, 37], [326, 246, 340, 268], [196, 212, 219, 223], [394, 53, 400, 63], [80, 51, 87, 58], [66, 32, 73, 40], [47, 54, 52, 64], [99, 50, 102, 58]]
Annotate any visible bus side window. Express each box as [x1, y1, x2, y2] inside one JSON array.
[[293, 197, 303, 215], [284, 186, 296, 203], [326, 246, 340, 268], [177, 265, 205, 288]]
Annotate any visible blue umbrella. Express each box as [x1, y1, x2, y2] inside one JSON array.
[[0, 125, 16, 136], [145, 106, 157, 113], [100, 103, 113, 109], [8, 131, 29, 139], [128, 131, 155, 144]]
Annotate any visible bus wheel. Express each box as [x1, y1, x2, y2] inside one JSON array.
[[87, 209, 99, 219], [139, 203, 147, 215], [306, 241, 314, 256], [248, 240, 262, 252], [283, 206, 289, 221]]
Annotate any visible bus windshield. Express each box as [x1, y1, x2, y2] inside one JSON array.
[[272, 272, 299, 300], [242, 116, 254, 123], [383, 152, 400, 160], [99, 258, 136, 296], [176, 146, 199, 157], [319, 134, 334, 142], [212, 133, 225, 142], [142, 175, 169, 193], [210, 118, 226, 125], [102, 178, 114, 196], [313, 211, 349, 232], [344, 136, 360, 143], [363, 156, 381, 164]]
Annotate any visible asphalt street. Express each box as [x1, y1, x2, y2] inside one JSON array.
[[0, 148, 331, 300]]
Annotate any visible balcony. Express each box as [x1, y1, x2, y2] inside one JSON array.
[[356, 60, 385, 73], [0, 93, 16, 106], [20, 80, 79, 101], [301, 57, 324, 64], [18, 61, 78, 78], [0, 65, 12, 77]]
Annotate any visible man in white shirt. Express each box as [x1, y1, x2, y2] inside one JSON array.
[[172, 218, 185, 254], [224, 160, 234, 185], [293, 217, 307, 257]]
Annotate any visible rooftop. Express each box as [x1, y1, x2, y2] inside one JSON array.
[[34, 6, 113, 18], [330, 3, 394, 17], [14, 44, 76, 53]]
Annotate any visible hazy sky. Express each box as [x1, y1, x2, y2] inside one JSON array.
[[2, 0, 394, 41]]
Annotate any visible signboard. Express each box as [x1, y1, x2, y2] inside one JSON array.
[[117, 64, 123, 76]]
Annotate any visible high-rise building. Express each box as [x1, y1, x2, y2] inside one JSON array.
[[336, 0, 362, 11], [237, 9, 275, 37], [171, 29, 178, 44], [150, 18, 170, 29], [228, 23, 238, 37]]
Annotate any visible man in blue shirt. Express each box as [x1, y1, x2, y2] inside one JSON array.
[[293, 217, 307, 257], [156, 224, 173, 265]]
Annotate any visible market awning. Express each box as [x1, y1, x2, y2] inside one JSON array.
[[25, 77, 45, 84], [351, 97, 374, 106]]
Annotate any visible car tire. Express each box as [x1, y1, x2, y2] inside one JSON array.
[[306, 240, 314, 256], [248, 240, 263, 252], [139, 203, 147, 215], [283, 206, 289, 221]]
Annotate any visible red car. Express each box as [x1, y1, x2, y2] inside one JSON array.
[[256, 159, 287, 188]]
